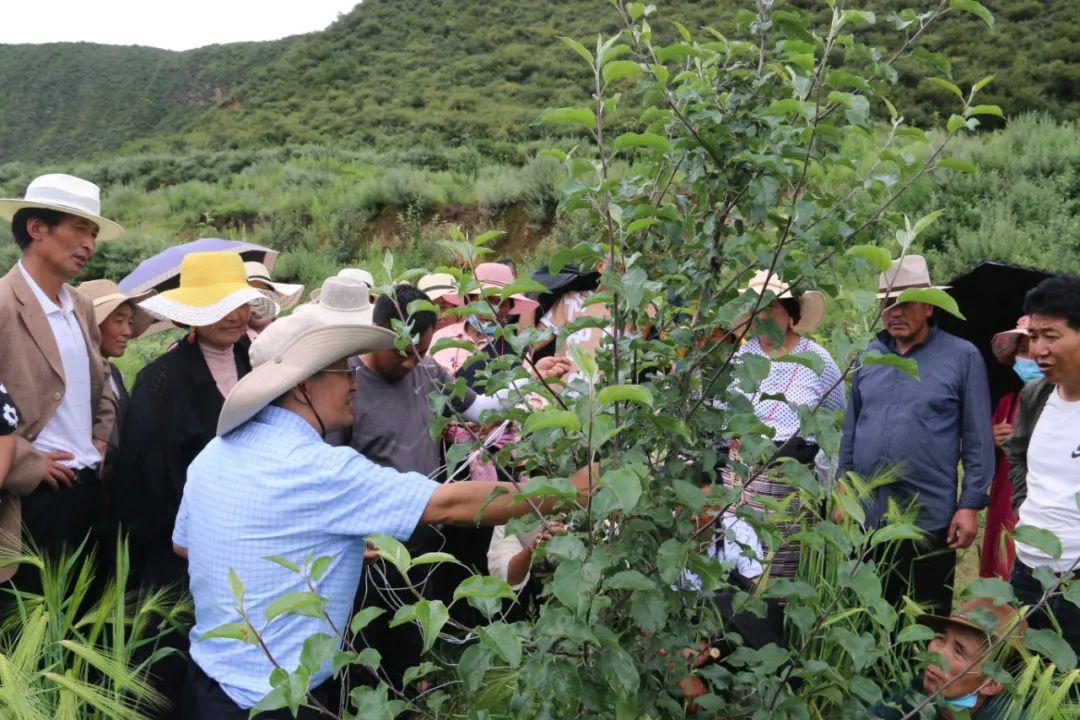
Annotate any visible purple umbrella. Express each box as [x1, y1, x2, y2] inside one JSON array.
[[119, 238, 280, 295]]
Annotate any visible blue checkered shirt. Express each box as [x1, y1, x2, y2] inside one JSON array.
[[174, 405, 438, 708]]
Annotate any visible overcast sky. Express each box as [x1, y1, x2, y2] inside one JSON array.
[[1, 1, 360, 51]]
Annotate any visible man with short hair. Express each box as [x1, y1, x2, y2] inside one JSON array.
[[839, 256, 994, 615], [173, 312, 590, 719], [0, 174, 121, 581], [1003, 274, 1080, 654]]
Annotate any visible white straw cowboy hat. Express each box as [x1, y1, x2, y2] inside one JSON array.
[[308, 267, 375, 302], [877, 255, 951, 300], [740, 269, 827, 334], [217, 313, 396, 435], [245, 261, 304, 313], [292, 276, 374, 327], [139, 251, 277, 328], [418, 272, 460, 303], [75, 279, 157, 339], [0, 173, 124, 241]]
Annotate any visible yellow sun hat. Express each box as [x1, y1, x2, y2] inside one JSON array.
[[139, 251, 277, 328]]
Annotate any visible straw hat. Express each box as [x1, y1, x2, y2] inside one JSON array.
[[447, 262, 539, 316], [75, 279, 157, 338], [918, 597, 1027, 657], [877, 255, 951, 300], [217, 313, 397, 435], [138, 251, 277, 328], [309, 267, 375, 302], [740, 269, 827, 334], [418, 272, 459, 303], [291, 276, 374, 328], [0, 173, 124, 241], [245, 261, 304, 313]]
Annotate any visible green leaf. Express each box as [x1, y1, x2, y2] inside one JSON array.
[[614, 132, 672, 154], [569, 341, 598, 382], [604, 570, 657, 592], [947, 114, 968, 133], [309, 556, 332, 582], [539, 107, 596, 130], [356, 648, 382, 673], [949, 0, 994, 28], [559, 36, 593, 65], [929, 77, 964, 101], [897, 624, 936, 643], [199, 621, 255, 644], [299, 633, 338, 673], [862, 351, 920, 380], [598, 384, 654, 408], [228, 568, 245, 605], [602, 60, 642, 84], [350, 606, 386, 634], [835, 489, 866, 526], [1062, 579, 1080, 610], [896, 288, 966, 320], [415, 600, 450, 653], [249, 686, 288, 716], [517, 475, 578, 502], [411, 552, 460, 566], [630, 592, 669, 633], [965, 104, 1003, 119], [775, 351, 825, 376], [1013, 525, 1063, 560], [599, 468, 643, 512], [453, 575, 517, 604], [331, 650, 359, 675], [912, 209, 945, 237], [265, 591, 327, 622], [939, 157, 977, 173], [458, 644, 493, 694], [543, 534, 587, 562], [523, 408, 581, 434], [478, 622, 523, 667], [962, 578, 1015, 605], [847, 245, 892, 271], [402, 662, 437, 688], [265, 556, 301, 574], [473, 229, 506, 246], [973, 74, 995, 93], [1024, 628, 1077, 671], [366, 533, 412, 575], [870, 523, 923, 547]]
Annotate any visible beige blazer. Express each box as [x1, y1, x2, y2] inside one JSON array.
[[0, 263, 115, 581]]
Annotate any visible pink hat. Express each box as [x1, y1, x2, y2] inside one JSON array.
[[449, 262, 539, 316], [991, 316, 1030, 353]]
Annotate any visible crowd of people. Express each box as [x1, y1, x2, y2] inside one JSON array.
[[0, 172, 1077, 718]]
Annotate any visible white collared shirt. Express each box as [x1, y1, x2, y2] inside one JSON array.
[[17, 261, 102, 469]]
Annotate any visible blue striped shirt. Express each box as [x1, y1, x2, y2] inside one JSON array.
[[173, 406, 438, 708], [838, 327, 993, 530]]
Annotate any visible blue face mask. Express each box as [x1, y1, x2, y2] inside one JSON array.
[[1013, 357, 1043, 383], [468, 316, 496, 337], [945, 693, 979, 710]]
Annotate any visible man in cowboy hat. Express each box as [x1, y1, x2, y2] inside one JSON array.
[[172, 311, 592, 719], [838, 255, 994, 615], [0, 173, 123, 583]]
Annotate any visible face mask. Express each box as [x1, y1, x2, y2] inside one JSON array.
[[468, 316, 496, 337], [944, 693, 978, 710], [1013, 357, 1043, 383]]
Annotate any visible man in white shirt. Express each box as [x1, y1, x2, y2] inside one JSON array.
[[0, 174, 121, 582], [1002, 275, 1080, 653]]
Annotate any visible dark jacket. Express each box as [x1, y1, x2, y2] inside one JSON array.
[[1001, 379, 1056, 513], [114, 338, 250, 589], [873, 680, 1012, 720]]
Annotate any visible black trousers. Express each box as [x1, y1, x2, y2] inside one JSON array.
[[877, 527, 955, 616], [183, 662, 326, 720], [1012, 562, 1080, 655]]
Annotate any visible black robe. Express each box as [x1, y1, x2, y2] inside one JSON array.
[[114, 338, 250, 590]]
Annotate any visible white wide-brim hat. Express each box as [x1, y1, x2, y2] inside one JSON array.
[[309, 267, 375, 302], [292, 276, 374, 327], [75, 279, 157, 339], [418, 272, 460, 303], [877, 255, 951, 299], [740, 269, 827, 334], [245, 261, 305, 313], [217, 316, 397, 435], [0, 173, 124, 241], [138, 251, 277, 328]]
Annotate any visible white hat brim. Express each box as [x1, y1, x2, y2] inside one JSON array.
[[0, 199, 124, 241], [217, 323, 397, 436], [792, 291, 827, 334], [139, 287, 277, 328]]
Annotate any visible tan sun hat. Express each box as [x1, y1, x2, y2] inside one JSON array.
[[139, 251, 277, 328], [740, 269, 827, 334], [75, 279, 157, 338], [918, 597, 1027, 657], [309, 267, 376, 302], [217, 313, 396, 436], [877, 255, 951, 300], [992, 315, 1031, 354], [245, 261, 305, 313], [0, 173, 124, 241], [291, 276, 374, 328], [418, 272, 460, 303]]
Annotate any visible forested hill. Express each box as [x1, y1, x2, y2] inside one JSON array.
[[1, 0, 1077, 165]]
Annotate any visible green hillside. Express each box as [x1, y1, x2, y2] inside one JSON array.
[[1, 0, 1076, 165]]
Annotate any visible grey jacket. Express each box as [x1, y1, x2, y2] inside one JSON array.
[[1002, 379, 1056, 512]]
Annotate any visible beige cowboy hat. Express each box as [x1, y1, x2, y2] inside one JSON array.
[[75, 279, 157, 339], [291, 276, 374, 328], [245, 261, 305, 313], [877, 255, 951, 300], [418, 272, 460, 303], [139, 251, 277, 328], [309, 267, 375, 302], [739, 269, 827, 333], [217, 313, 397, 435], [0, 173, 124, 241]]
